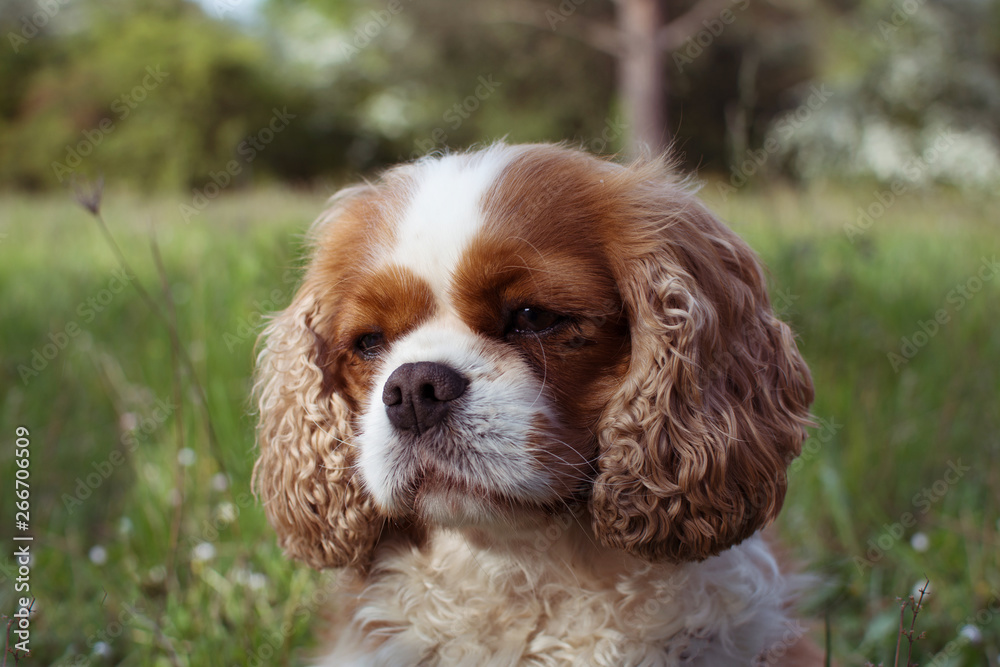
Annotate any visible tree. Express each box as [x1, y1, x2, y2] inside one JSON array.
[[490, 0, 755, 156], [617, 0, 666, 155]]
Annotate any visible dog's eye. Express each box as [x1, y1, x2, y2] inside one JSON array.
[[510, 307, 564, 335], [354, 331, 386, 358]]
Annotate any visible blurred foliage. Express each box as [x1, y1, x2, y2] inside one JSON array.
[[0, 0, 365, 191], [773, 0, 1000, 187], [258, 0, 823, 170], [3, 0, 996, 191]]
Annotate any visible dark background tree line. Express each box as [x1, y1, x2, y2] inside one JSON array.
[[1, 0, 998, 192]]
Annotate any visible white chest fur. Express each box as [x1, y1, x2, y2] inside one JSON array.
[[317, 530, 801, 667]]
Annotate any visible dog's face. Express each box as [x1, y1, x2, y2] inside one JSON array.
[[253, 144, 814, 571], [341, 148, 631, 527]]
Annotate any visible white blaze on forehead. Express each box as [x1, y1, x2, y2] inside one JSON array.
[[389, 147, 513, 301]]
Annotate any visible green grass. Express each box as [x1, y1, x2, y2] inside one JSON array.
[[1, 181, 997, 666]]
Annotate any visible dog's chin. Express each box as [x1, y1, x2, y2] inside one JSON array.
[[413, 483, 498, 528], [381, 468, 539, 529]]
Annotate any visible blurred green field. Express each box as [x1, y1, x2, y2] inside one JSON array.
[[0, 181, 997, 666]]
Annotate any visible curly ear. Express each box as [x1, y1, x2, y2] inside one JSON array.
[[252, 288, 383, 571], [591, 172, 814, 563]]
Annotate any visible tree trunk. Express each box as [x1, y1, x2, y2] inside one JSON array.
[[617, 0, 666, 157]]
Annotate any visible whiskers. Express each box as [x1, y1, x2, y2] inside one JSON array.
[[313, 418, 360, 473]]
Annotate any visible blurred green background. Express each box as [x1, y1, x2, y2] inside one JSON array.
[[1, 0, 998, 665]]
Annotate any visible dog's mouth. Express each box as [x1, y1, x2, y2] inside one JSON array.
[[383, 454, 513, 527], [358, 391, 577, 525]]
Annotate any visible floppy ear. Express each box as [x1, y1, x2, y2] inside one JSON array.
[[252, 286, 383, 571], [590, 171, 814, 563]]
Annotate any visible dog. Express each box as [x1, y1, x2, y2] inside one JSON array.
[[253, 143, 821, 666]]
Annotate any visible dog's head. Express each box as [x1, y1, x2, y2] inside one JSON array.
[[253, 143, 813, 570]]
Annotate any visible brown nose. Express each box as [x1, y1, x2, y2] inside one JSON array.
[[382, 362, 468, 434]]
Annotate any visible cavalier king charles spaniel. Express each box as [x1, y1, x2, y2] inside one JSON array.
[[253, 143, 822, 666]]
